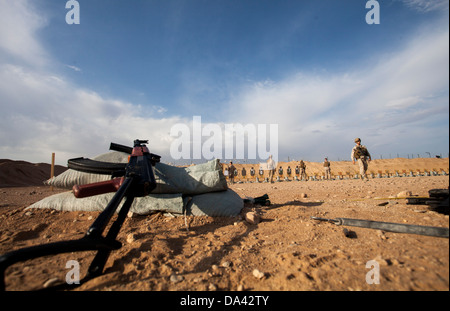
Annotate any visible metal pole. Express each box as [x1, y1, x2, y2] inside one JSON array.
[[50, 152, 55, 191]]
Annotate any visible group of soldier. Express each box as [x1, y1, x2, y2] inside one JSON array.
[[226, 138, 371, 184]]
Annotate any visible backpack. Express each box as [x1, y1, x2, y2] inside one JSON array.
[[355, 146, 369, 159]]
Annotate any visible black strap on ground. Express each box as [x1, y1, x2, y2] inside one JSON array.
[[311, 217, 449, 238]]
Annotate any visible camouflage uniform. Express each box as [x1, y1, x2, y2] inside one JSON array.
[[267, 156, 275, 183], [299, 160, 307, 181], [323, 158, 331, 180], [228, 162, 236, 184], [351, 138, 371, 181]]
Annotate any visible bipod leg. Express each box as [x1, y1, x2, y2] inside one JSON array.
[[0, 236, 122, 291], [37, 194, 137, 290], [0, 177, 134, 291], [85, 194, 136, 279]]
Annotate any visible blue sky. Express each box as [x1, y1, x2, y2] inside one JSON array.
[[0, 0, 448, 165]]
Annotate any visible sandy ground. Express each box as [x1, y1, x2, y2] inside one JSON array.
[[0, 158, 448, 293]]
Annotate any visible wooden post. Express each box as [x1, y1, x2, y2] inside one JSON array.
[[50, 152, 55, 191]]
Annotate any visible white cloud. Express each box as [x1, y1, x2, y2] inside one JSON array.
[[0, 63, 188, 165], [386, 96, 422, 109], [401, 0, 449, 13], [227, 22, 449, 161], [0, 0, 448, 166], [0, 0, 48, 66], [66, 65, 82, 72], [0, 0, 188, 165]]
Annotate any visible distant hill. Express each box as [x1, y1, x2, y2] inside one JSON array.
[[0, 159, 68, 187]]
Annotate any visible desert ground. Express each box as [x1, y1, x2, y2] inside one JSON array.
[[0, 157, 448, 293]]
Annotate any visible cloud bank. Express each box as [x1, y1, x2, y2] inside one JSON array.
[[227, 19, 449, 160], [0, 1, 188, 165], [0, 0, 448, 166], [0, 63, 187, 164]]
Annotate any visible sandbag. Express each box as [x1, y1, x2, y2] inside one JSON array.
[[184, 189, 244, 217], [37, 153, 242, 216], [27, 191, 184, 215], [44, 152, 129, 189], [152, 160, 227, 195], [45, 152, 227, 195], [27, 189, 243, 217]]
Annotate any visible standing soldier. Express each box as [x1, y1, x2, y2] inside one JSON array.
[[323, 157, 331, 180], [267, 155, 275, 183], [228, 161, 236, 185], [299, 160, 307, 181], [351, 138, 372, 181]]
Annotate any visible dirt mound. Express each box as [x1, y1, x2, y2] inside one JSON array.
[[0, 159, 67, 187]]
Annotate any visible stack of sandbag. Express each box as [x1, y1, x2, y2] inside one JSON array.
[[27, 152, 243, 217]]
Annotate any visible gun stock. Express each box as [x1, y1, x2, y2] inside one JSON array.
[[73, 177, 124, 198]]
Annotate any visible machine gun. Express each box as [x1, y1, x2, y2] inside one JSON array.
[[0, 139, 160, 290]]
